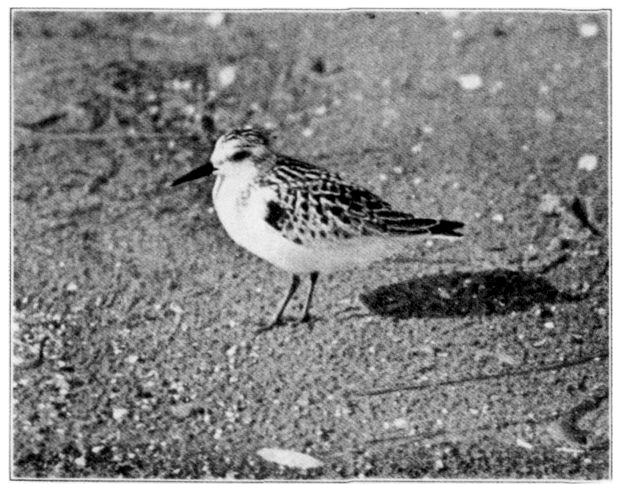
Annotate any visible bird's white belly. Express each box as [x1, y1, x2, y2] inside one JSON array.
[[213, 176, 410, 274]]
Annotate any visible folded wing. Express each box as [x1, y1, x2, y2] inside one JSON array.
[[262, 156, 464, 244]]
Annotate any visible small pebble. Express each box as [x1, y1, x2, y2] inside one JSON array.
[[579, 22, 599, 38], [577, 154, 598, 171], [411, 143, 423, 154], [125, 355, 139, 365], [535, 107, 555, 125], [182, 104, 196, 117], [539, 193, 563, 215], [539, 84, 550, 95], [496, 348, 521, 366], [516, 437, 533, 450], [416, 344, 435, 356], [74, 456, 86, 468], [302, 127, 314, 138], [378, 173, 388, 182], [217, 66, 237, 89], [437, 288, 451, 300], [489, 80, 504, 94], [112, 408, 128, 421], [544, 321, 555, 330], [171, 79, 192, 91], [314, 105, 327, 116], [171, 403, 195, 418], [392, 418, 409, 429], [491, 213, 504, 223], [205, 12, 226, 28], [392, 166, 404, 175], [458, 74, 483, 91]]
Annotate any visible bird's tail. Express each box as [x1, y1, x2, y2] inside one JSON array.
[[428, 219, 465, 237]]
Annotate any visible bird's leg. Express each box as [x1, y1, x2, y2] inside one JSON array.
[[300, 271, 319, 323], [266, 274, 301, 328]]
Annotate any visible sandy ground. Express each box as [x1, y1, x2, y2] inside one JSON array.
[[12, 11, 609, 479]]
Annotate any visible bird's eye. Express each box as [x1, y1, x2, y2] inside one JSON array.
[[230, 150, 251, 161]]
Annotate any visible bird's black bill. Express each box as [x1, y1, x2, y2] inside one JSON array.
[[171, 162, 215, 187]]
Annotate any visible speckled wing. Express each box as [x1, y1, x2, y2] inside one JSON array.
[[261, 156, 464, 245]]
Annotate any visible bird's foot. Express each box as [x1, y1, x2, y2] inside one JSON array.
[[254, 314, 288, 335], [255, 314, 318, 335], [254, 321, 280, 335], [300, 313, 320, 331]]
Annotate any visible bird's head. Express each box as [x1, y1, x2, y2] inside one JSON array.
[[171, 127, 271, 186]]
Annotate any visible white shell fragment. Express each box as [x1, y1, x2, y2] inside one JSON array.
[[579, 22, 599, 38], [257, 448, 324, 469], [441, 11, 461, 20], [577, 154, 598, 171], [217, 66, 237, 89], [205, 12, 226, 28], [458, 74, 483, 91]]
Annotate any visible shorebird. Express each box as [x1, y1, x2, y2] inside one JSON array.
[[172, 128, 464, 331]]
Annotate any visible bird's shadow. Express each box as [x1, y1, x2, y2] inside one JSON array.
[[360, 267, 584, 319]]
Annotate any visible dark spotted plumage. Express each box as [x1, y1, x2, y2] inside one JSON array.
[[259, 155, 464, 245]]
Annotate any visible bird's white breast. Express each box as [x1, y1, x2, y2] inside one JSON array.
[[213, 173, 301, 271]]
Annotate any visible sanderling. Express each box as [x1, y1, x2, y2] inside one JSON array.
[[172, 127, 464, 331]]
